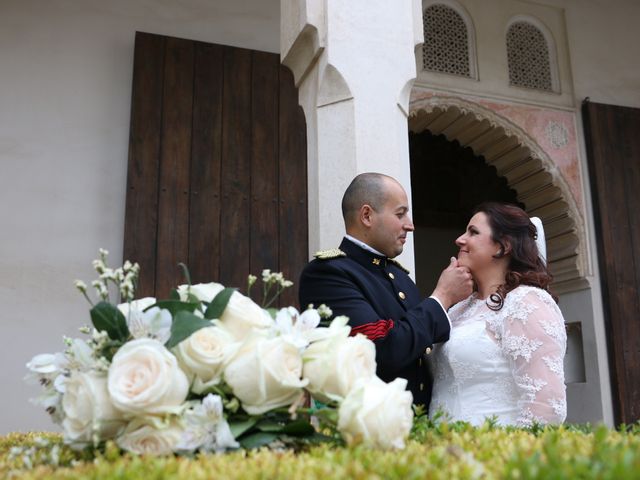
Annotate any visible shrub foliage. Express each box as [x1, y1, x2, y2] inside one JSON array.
[[3, 417, 640, 479]]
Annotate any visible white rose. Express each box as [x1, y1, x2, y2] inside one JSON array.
[[117, 417, 184, 455], [218, 291, 273, 341], [338, 377, 414, 450], [108, 338, 189, 415], [177, 282, 224, 303], [224, 336, 308, 415], [174, 325, 238, 393], [61, 371, 124, 443], [177, 283, 272, 340], [303, 333, 377, 403]]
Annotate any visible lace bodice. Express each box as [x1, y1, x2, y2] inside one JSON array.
[[430, 285, 567, 427]]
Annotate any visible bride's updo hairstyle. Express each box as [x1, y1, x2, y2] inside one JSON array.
[[473, 202, 556, 309]]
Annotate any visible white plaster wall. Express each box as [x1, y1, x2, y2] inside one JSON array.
[[552, 0, 640, 109], [0, 0, 279, 434]]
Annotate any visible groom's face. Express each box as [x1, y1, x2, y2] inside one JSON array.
[[368, 180, 415, 258]]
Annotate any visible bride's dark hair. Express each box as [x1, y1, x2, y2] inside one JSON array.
[[472, 202, 556, 310]]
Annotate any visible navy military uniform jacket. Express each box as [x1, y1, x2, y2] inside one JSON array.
[[299, 238, 451, 408]]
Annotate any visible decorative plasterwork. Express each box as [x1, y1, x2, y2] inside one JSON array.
[[409, 90, 588, 292]]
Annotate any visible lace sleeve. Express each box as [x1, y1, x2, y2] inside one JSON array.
[[501, 288, 567, 426]]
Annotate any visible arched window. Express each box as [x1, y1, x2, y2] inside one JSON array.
[[506, 17, 559, 92], [422, 2, 477, 79]]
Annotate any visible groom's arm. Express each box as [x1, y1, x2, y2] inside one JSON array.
[[299, 260, 450, 377]]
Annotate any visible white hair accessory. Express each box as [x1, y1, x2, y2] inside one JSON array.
[[530, 217, 546, 265]]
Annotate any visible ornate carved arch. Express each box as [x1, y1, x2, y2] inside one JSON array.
[[409, 95, 587, 292]]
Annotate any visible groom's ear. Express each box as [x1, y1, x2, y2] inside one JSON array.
[[360, 204, 374, 227]]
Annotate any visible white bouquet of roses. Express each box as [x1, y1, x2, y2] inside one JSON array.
[[26, 250, 414, 455]]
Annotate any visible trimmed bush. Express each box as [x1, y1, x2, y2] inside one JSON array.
[[3, 418, 640, 479]]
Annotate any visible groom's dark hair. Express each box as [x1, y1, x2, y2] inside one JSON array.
[[341, 173, 393, 226]]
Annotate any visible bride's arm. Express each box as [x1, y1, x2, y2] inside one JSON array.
[[502, 289, 567, 426]]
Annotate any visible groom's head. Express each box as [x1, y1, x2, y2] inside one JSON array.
[[342, 173, 415, 258]]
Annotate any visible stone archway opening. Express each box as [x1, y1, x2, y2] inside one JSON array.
[[409, 99, 587, 294]]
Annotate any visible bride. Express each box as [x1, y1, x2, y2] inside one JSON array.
[[430, 202, 567, 427]]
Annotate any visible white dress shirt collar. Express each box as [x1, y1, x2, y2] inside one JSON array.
[[345, 234, 385, 256]]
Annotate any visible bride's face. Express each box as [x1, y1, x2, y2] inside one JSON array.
[[455, 212, 501, 273]]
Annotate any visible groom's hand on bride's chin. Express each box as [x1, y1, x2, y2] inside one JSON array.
[[431, 257, 473, 310]]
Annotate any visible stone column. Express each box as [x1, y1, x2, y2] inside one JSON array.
[[281, 0, 423, 273]]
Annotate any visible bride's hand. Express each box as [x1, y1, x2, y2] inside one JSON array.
[[431, 257, 473, 310]]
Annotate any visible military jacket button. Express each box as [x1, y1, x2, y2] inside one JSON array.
[[388, 272, 395, 279], [398, 291, 406, 300], [420, 383, 425, 391], [425, 347, 432, 355]]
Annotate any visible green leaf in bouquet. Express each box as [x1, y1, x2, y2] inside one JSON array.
[[164, 311, 213, 349], [238, 432, 279, 450], [187, 293, 201, 304], [169, 289, 180, 300], [90, 302, 130, 341], [311, 407, 339, 427], [145, 300, 198, 317], [204, 288, 236, 320], [265, 307, 278, 319], [281, 419, 316, 437], [229, 417, 259, 439], [255, 419, 284, 433]]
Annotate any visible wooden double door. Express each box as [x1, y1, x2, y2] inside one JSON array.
[[583, 100, 640, 425], [123, 32, 308, 308]]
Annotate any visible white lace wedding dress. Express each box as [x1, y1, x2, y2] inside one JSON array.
[[430, 285, 567, 426]]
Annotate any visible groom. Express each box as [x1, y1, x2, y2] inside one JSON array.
[[298, 173, 473, 408]]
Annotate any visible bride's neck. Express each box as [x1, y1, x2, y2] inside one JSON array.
[[473, 265, 507, 299]]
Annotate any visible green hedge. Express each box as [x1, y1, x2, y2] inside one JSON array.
[[3, 418, 640, 479]]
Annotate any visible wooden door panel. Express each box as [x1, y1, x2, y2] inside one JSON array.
[[123, 33, 165, 297], [124, 32, 307, 305], [156, 37, 194, 296], [583, 100, 640, 424], [188, 42, 223, 285], [219, 47, 253, 290], [250, 51, 280, 281]]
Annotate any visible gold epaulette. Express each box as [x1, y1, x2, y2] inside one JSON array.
[[388, 258, 410, 274], [314, 248, 347, 260]]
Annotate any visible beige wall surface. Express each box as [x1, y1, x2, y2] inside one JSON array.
[[558, 0, 640, 108], [0, 0, 279, 434], [0, 0, 638, 434]]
